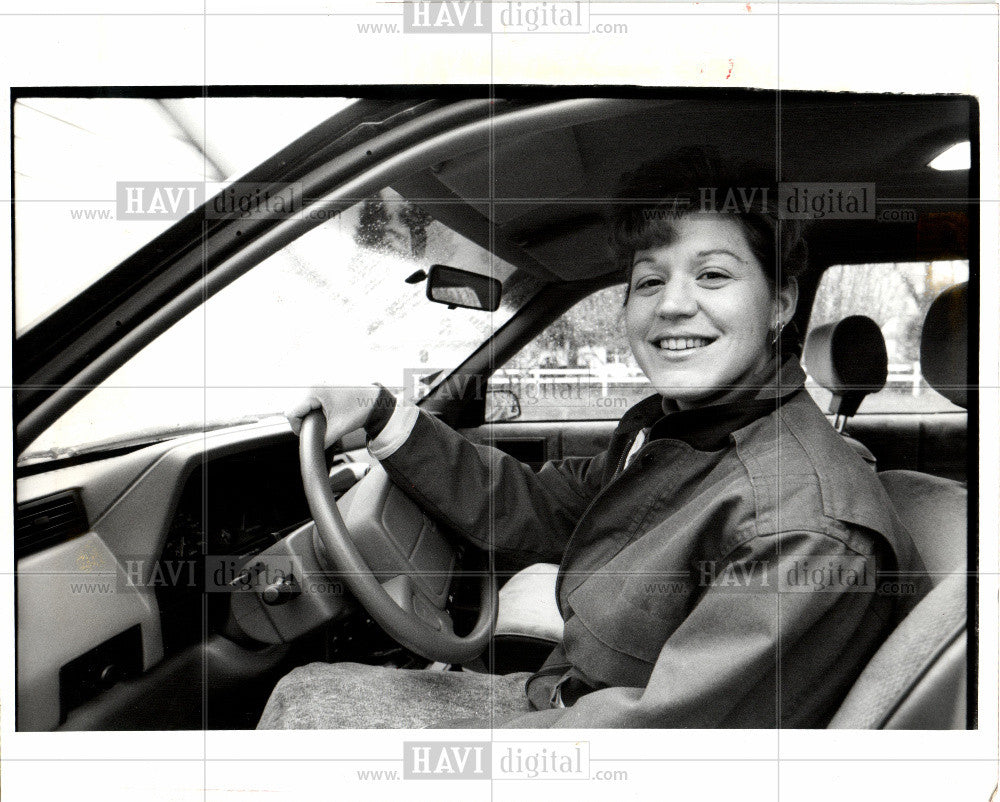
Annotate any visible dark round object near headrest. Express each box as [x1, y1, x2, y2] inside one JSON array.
[[920, 282, 968, 409], [804, 315, 889, 395]]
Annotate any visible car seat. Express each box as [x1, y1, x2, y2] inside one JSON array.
[[829, 282, 969, 728]]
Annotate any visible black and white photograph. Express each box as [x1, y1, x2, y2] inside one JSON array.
[[3, 2, 998, 801]]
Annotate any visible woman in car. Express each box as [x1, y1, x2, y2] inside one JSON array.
[[259, 152, 926, 729]]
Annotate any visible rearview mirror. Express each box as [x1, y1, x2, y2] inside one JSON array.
[[427, 264, 501, 312]]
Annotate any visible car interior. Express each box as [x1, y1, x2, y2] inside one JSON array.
[[13, 90, 976, 731]]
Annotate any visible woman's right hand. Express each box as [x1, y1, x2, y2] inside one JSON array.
[[285, 385, 381, 448]]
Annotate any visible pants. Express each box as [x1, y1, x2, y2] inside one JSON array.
[[257, 662, 534, 729]]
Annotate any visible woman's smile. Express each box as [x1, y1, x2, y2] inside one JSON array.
[[650, 335, 716, 354]]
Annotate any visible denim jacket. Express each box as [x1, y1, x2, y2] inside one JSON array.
[[374, 357, 927, 728]]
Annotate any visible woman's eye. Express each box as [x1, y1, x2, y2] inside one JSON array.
[[697, 269, 731, 285], [632, 276, 664, 293]]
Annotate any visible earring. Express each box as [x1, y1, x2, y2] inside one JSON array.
[[770, 320, 785, 346]]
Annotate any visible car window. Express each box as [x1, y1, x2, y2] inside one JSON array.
[[488, 285, 652, 421], [13, 96, 351, 335], [21, 189, 538, 462], [805, 261, 969, 414]]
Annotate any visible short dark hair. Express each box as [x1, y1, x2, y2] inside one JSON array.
[[611, 148, 808, 294]]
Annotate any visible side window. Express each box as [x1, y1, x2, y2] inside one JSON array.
[[805, 261, 969, 414], [488, 285, 651, 421]]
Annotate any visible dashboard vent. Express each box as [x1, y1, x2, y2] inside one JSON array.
[[16, 489, 89, 560]]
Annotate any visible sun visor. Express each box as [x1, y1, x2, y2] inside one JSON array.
[[432, 128, 586, 225], [518, 220, 616, 281]]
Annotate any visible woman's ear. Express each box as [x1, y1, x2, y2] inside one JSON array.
[[776, 277, 799, 327]]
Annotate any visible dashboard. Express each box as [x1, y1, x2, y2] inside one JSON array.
[[16, 420, 369, 730], [157, 442, 312, 653]]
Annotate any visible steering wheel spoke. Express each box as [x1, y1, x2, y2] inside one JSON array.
[[299, 409, 496, 663], [381, 574, 449, 632]]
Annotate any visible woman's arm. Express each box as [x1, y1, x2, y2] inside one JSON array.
[[286, 386, 609, 561], [372, 401, 609, 562]]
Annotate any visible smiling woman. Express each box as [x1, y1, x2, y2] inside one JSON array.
[[264, 150, 930, 729]]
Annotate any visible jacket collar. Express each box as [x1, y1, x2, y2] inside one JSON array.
[[615, 355, 807, 450]]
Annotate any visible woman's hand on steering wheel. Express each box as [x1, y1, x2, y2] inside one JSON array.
[[285, 385, 381, 448]]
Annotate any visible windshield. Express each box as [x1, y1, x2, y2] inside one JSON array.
[[14, 96, 354, 334], [20, 188, 540, 464]]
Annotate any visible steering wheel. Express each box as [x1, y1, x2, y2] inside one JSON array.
[[299, 409, 496, 664]]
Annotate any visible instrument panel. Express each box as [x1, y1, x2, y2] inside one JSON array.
[[157, 442, 312, 652]]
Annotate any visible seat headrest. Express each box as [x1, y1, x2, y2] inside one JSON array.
[[803, 315, 888, 419], [920, 282, 968, 409]]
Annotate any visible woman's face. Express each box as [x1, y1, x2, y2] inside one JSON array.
[[625, 213, 797, 409]]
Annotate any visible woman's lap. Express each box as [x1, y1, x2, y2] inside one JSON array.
[[257, 662, 533, 729]]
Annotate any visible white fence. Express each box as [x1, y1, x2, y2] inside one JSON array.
[[887, 361, 923, 396], [492, 361, 925, 399], [490, 366, 650, 398]]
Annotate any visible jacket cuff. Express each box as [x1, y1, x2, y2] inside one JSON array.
[[363, 385, 398, 438], [368, 401, 420, 461]]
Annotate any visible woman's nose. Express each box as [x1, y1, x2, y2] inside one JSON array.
[[655, 276, 698, 317]]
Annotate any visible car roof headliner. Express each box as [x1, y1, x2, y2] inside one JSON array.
[[392, 92, 973, 282]]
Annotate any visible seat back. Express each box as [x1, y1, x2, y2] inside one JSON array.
[[878, 470, 967, 582], [828, 570, 966, 729], [829, 470, 966, 728], [830, 283, 969, 729]]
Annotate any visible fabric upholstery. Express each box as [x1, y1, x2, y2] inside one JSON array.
[[829, 467, 967, 728], [828, 572, 965, 729], [877, 470, 967, 580], [257, 662, 531, 729]]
